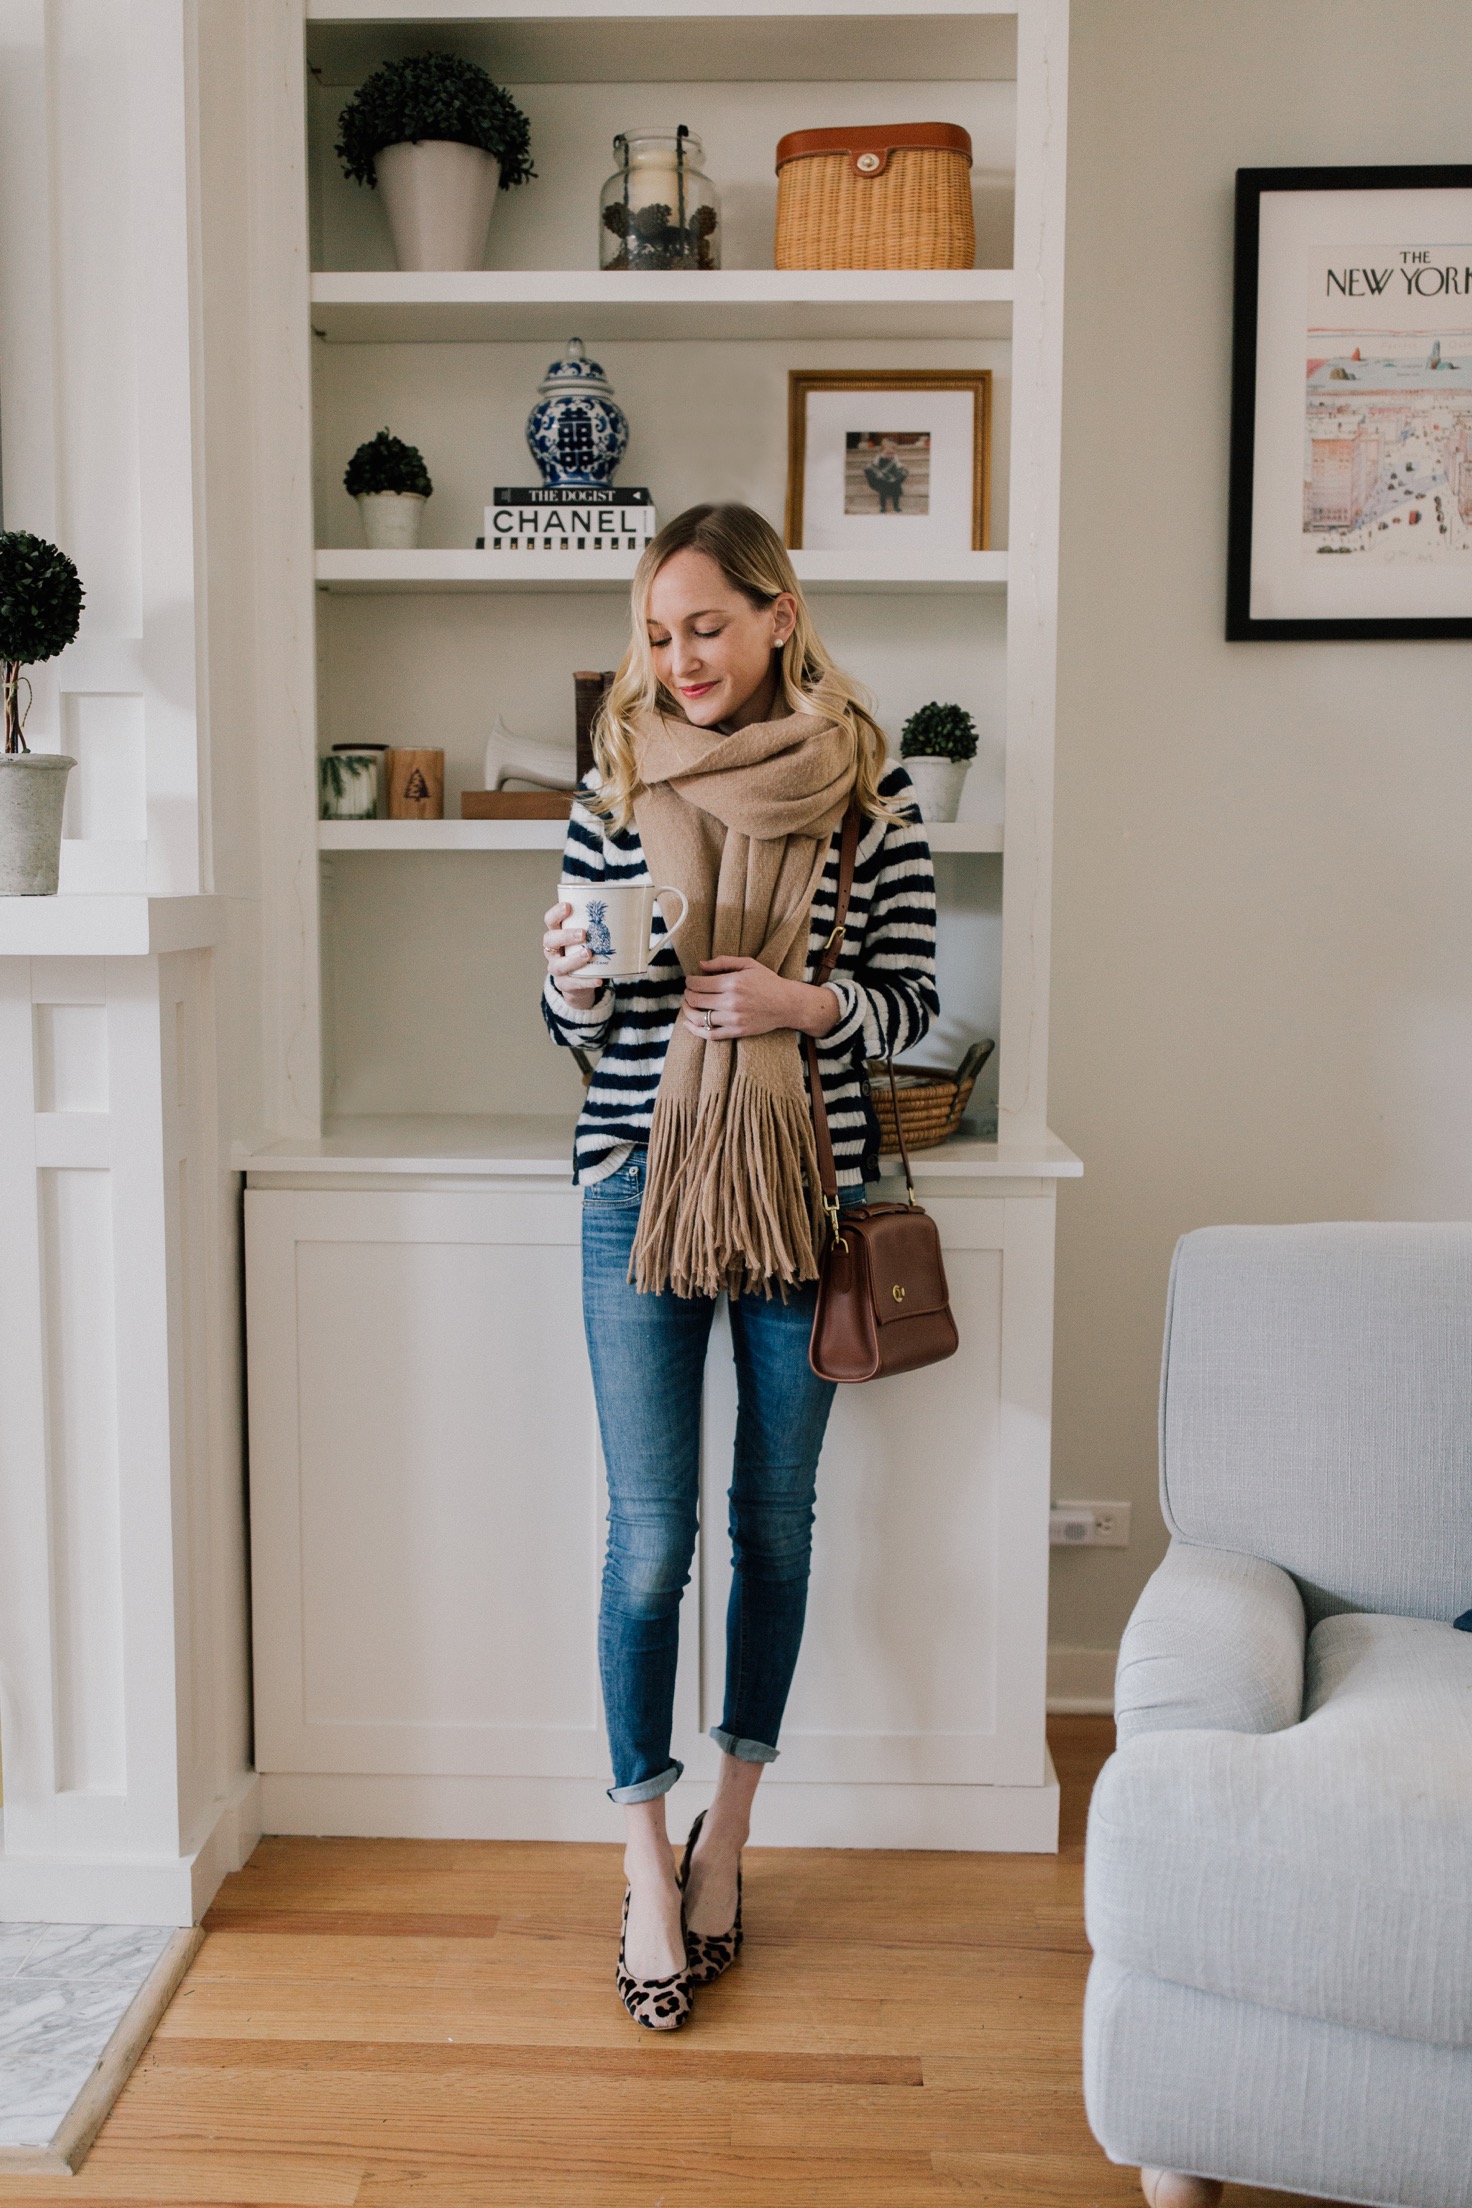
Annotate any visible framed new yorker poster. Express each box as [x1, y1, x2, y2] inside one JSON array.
[[1228, 165, 1472, 639]]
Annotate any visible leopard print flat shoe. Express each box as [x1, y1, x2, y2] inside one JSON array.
[[677, 1809, 743, 1987], [616, 1887, 693, 2030]]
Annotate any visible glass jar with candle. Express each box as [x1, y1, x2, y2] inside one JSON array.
[[600, 127, 720, 272]]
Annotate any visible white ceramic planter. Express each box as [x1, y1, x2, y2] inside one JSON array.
[[903, 755, 970, 824], [0, 751, 76, 894], [375, 140, 500, 271], [357, 491, 427, 549]]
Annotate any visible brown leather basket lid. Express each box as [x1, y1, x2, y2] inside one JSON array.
[[775, 121, 972, 178]]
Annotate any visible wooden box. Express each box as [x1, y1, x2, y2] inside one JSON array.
[[461, 790, 574, 820]]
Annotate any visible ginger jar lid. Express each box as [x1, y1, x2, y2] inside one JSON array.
[[536, 337, 616, 398]]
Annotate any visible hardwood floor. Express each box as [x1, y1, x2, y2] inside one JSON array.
[[0, 1720, 1345, 2207]]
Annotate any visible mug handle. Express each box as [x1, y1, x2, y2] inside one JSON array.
[[652, 886, 689, 944]]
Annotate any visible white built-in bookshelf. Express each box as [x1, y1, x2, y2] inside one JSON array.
[[235, 0, 1074, 1852]]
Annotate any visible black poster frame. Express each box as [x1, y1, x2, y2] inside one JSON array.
[[1227, 163, 1472, 641]]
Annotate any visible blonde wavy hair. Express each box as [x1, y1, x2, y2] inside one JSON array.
[[589, 502, 900, 831]]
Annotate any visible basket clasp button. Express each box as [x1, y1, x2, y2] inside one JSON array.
[[856, 151, 882, 174]]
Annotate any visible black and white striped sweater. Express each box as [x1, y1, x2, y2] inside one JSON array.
[[542, 761, 939, 1187]]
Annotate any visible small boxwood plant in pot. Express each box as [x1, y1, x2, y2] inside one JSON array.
[[345, 429, 433, 550], [0, 530, 85, 895], [899, 702, 979, 824], [337, 53, 534, 271]]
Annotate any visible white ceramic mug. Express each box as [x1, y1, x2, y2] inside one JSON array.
[[558, 879, 689, 982]]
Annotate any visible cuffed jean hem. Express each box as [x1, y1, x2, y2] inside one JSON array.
[[607, 1758, 684, 1804], [710, 1727, 779, 1765]]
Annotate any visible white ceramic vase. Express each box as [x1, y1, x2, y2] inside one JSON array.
[[0, 752, 76, 894], [903, 755, 969, 824], [375, 140, 500, 271], [357, 491, 426, 549]]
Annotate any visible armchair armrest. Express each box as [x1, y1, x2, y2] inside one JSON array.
[[1113, 1540, 1306, 1744]]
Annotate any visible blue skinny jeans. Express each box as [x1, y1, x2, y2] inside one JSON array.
[[582, 1151, 863, 1803]]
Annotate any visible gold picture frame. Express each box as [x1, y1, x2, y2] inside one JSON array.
[[785, 369, 992, 551]]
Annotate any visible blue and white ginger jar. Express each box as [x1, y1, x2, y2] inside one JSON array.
[[525, 337, 629, 489]]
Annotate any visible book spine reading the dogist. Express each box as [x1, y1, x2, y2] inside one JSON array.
[[482, 487, 656, 554]]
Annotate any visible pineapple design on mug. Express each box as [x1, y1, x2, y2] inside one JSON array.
[[584, 899, 615, 961]]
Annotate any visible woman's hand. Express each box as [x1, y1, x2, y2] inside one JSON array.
[[543, 900, 604, 1011], [682, 957, 840, 1042]]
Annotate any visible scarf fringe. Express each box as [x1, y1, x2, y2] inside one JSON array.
[[631, 1068, 826, 1300]]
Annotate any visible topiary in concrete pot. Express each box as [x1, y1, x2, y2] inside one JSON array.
[[345, 428, 434, 549], [0, 531, 84, 895], [899, 701, 979, 824]]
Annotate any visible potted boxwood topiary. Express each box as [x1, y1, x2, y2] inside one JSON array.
[[345, 429, 433, 549], [336, 52, 535, 271], [899, 701, 979, 824], [0, 531, 84, 895]]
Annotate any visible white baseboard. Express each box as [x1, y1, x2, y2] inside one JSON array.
[[1047, 1646, 1117, 1715], [0, 1771, 262, 1927], [187, 1770, 263, 1919], [259, 1759, 1061, 1854]]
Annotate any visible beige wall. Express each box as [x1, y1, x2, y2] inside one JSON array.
[[1049, 0, 1472, 1671]]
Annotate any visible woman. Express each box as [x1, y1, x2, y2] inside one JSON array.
[[541, 502, 938, 2029]]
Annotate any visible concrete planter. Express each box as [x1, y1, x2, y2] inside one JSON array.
[[903, 755, 970, 824], [375, 140, 500, 271], [0, 752, 76, 894], [357, 491, 427, 549]]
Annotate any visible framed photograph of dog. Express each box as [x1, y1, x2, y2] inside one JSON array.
[[785, 370, 991, 552]]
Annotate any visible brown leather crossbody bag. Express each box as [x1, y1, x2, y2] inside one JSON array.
[[803, 799, 959, 1384]]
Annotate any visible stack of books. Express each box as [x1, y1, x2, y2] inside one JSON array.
[[480, 486, 655, 557]]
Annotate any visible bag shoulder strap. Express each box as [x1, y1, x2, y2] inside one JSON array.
[[803, 799, 917, 1227]]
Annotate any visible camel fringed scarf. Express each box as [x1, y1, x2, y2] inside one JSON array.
[[630, 707, 857, 1299]]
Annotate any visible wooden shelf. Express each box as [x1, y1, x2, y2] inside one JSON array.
[[319, 818, 1002, 853], [320, 819, 570, 851], [0, 893, 223, 959], [236, 1112, 1079, 1183], [315, 548, 1010, 595], [309, 270, 1014, 345]]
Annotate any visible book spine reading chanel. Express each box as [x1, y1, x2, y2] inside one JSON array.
[[482, 489, 657, 554]]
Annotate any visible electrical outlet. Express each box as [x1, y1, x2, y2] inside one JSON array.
[[1049, 1501, 1132, 1549]]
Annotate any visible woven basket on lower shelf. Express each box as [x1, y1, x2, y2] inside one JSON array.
[[870, 1038, 994, 1153]]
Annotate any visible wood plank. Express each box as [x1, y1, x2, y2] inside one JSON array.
[[353, 2172, 966, 2207], [201, 1911, 501, 1939], [149, 2038, 923, 2086], [731, 2081, 1105, 2159], [0, 2148, 364, 2205], [352, 2166, 960, 2207]]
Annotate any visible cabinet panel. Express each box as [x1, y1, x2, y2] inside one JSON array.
[[698, 1195, 1050, 1788], [247, 1187, 607, 1777], [247, 1183, 1053, 1804]]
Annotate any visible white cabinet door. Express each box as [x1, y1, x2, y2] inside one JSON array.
[[695, 1194, 1053, 1792], [246, 1186, 607, 1779]]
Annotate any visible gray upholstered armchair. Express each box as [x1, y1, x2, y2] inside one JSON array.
[[1083, 1225, 1472, 2208]]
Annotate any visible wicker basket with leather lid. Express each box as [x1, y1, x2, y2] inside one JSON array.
[[774, 122, 974, 270]]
